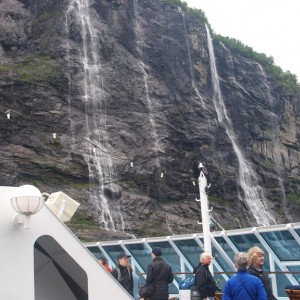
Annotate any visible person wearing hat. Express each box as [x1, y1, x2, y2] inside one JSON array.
[[111, 252, 133, 296], [98, 254, 112, 273], [142, 247, 173, 300]]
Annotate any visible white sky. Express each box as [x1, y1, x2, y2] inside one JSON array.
[[184, 0, 300, 81]]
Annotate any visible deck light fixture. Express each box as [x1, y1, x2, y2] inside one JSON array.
[[11, 185, 44, 229], [45, 191, 80, 222]]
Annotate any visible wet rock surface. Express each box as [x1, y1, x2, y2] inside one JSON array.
[[0, 0, 299, 241]]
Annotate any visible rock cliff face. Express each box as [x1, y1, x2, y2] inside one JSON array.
[[1, 0, 300, 240]]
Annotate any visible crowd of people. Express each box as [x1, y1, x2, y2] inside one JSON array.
[[98, 245, 276, 300], [99, 247, 173, 300]]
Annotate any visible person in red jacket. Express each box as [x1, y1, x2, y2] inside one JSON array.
[[99, 254, 112, 272]]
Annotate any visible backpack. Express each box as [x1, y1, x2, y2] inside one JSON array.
[[179, 267, 207, 290], [115, 267, 131, 282], [179, 275, 196, 290]]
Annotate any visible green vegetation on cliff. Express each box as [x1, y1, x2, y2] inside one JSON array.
[[214, 35, 300, 93], [0, 56, 64, 83], [164, 0, 209, 25], [18, 56, 63, 82], [286, 193, 300, 205], [164, 0, 299, 93]]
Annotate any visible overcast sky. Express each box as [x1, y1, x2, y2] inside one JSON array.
[[184, 0, 300, 81]]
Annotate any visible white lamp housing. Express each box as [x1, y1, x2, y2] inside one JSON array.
[[11, 185, 44, 228], [45, 191, 80, 222]]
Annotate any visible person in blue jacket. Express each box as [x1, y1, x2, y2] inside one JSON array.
[[222, 252, 267, 300]]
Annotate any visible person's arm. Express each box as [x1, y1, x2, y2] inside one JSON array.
[[137, 275, 141, 290], [257, 281, 268, 300], [168, 265, 174, 283], [111, 269, 118, 280], [221, 281, 232, 300], [145, 263, 154, 285], [129, 269, 134, 294]]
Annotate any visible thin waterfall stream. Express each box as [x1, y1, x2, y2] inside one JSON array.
[[65, 0, 125, 231], [257, 64, 286, 208], [133, 0, 162, 166], [205, 25, 276, 226], [180, 10, 205, 109]]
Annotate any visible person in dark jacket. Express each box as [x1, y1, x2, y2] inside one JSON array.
[[111, 252, 133, 296], [223, 252, 267, 300], [145, 247, 173, 300], [247, 246, 277, 300], [193, 252, 217, 300]]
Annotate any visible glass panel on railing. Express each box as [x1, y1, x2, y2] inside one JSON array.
[[125, 243, 151, 272], [275, 262, 295, 297], [102, 245, 124, 266], [287, 266, 300, 284], [173, 239, 203, 268], [229, 233, 270, 270], [214, 236, 236, 262], [261, 230, 300, 261], [211, 245, 232, 273], [86, 245, 102, 259]]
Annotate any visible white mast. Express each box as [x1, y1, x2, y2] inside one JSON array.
[[197, 163, 213, 274]]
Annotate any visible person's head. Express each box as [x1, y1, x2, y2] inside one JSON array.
[[99, 254, 108, 264], [117, 252, 131, 267], [200, 252, 212, 265], [234, 252, 248, 270], [247, 246, 265, 268], [151, 247, 162, 260]]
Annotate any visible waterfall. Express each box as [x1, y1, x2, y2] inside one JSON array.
[[65, 0, 125, 231], [180, 10, 205, 109], [205, 25, 276, 226], [257, 64, 286, 207], [133, 0, 162, 164], [165, 214, 175, 236]]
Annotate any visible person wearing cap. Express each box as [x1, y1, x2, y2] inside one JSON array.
[[98, 254, 112, 273], [144, 247, 173, 300], [111, 252, 133, 296]]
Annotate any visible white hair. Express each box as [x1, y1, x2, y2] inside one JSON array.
[[200, 252, 212, 262]]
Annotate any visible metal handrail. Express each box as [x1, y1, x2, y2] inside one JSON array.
[[137, 271, 300, 275]]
